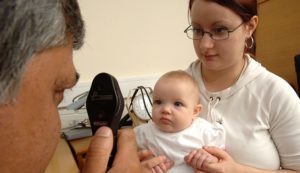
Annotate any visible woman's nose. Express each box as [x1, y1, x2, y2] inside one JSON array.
[[199, 33, 214, 49]]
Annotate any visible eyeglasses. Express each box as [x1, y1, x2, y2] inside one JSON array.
[[184, 23, 244, 41]]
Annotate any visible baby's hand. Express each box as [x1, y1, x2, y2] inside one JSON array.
[[184, 148, 218, 171], [138, 150, 174, 173], [150, 158, 174, 173]]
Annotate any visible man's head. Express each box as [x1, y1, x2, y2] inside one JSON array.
[[0, 0, 84, 104], [0, 1, 85, 172]]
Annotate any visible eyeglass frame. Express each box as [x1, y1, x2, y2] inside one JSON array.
[[184, 22, 244, 41]]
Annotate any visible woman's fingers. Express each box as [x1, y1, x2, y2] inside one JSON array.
[[203, 146, 228, 160]]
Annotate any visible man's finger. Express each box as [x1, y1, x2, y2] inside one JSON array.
[[109, 129, 141, 172], [82, 126, 113, 173]]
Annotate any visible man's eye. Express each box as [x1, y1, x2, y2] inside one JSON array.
[[174, 101, 183, 107], [54, 90, 65, 106]]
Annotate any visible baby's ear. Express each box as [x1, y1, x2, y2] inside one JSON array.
[[193, 104, 202, 117]]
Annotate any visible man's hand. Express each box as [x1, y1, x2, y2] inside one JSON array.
[[82, 127, 152, 173]]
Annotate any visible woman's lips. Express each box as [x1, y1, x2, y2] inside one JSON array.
[[203, 54, 217, 61]]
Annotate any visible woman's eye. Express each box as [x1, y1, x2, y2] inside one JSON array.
[[174, 101, 183, 107], [212, 27, 228, 35], [193, 29, 204, 35]]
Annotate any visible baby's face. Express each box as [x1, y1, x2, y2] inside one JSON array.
[[152, 78, 200, 133]]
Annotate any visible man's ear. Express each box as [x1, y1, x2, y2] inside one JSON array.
[[193, 104, 202, 117]]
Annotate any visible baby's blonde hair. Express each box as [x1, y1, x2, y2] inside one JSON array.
[[157, 70, 200, 103]]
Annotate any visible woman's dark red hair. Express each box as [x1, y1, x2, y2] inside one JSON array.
[[188, 0, 257, 22]]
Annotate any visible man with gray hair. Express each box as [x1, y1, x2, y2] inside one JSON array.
[[0, 0, 169, 172]]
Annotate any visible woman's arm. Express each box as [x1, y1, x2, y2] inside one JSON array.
[[203, 146, 298, 173]]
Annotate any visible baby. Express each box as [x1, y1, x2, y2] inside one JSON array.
[[134, 70, 225, 172]]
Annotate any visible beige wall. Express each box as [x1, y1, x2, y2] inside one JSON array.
[[256, 0, 300, 93], [76, 1, 300, 92], [75, 0, 196, 82]]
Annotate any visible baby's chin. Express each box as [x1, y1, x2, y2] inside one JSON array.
[[157, 124, 185, 133]]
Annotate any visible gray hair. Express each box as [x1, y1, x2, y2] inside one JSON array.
[[0, 0, 85, 104]]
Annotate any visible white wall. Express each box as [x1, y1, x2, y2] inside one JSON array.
[[74, 0, 197, 82]]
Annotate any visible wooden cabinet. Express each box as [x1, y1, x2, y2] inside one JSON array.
[[256, 0, 300, 93]]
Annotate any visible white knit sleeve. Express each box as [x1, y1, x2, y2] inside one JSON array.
[[267, 77, 300, 171]]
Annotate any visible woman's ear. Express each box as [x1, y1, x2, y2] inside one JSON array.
[[193, 104, 202, 117], [246, 15, 258, 37]]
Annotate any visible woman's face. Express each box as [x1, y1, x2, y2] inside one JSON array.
[[190, 0, 250, 71]]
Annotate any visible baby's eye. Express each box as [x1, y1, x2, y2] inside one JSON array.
[[174, 101, 183, 107], [153, 100, 162, 105]]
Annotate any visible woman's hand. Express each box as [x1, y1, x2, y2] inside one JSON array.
[[82, 127, 152, 173], [138, 150, 174, 173], [201, 146, 240, 173], [184, 148, 218, 171]]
